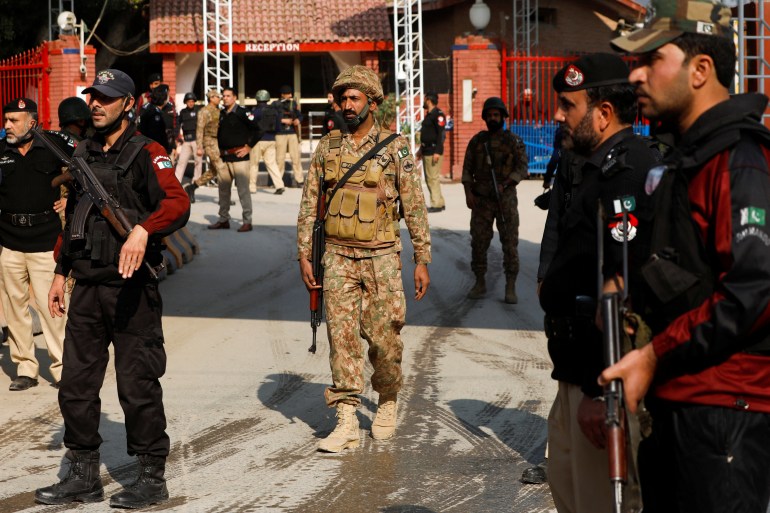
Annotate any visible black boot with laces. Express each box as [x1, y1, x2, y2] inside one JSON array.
[[35, 449, 104, 504], [109, 455, 169, 509]]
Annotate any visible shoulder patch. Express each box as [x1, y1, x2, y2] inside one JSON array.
[[152, 154, 174, 170], [608, 213, 638, 243], [402, 157, 415, 173], [612, 196, 636, 214], [398, 146, 409, 159]]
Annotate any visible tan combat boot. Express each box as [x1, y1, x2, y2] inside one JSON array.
[[371, 394, 398, 440], [505, 275, 518, 304], [318, 403, 360, 453], [467, 274, 486, 299]]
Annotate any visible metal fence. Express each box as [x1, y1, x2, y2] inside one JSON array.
[[509, 121, 651, 175], [0, 43, 50, 128]]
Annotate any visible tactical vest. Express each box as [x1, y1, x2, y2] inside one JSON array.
[[63, 135, 153, 266], [469, 131, 518, 196], [201, 105, 220, 139], [322, 129, 399, 248]]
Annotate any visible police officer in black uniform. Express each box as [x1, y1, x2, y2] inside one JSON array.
[[0, 98, 73, 392], [321, 90, 345, 137], [537, 54, 658, 512], [58, 96, 93, 141], [138, 84, 176, 154], [35, 69, 189, 509], [175, 92, 202, 183], [419, 92, 447, 212]]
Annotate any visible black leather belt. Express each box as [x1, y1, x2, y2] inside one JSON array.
[[1, 210, 58, 227]]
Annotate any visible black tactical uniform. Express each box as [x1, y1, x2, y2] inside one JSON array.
[[420, 106, 446, 157], [322, 104, 345, 136], [178, 103, 199, 143]]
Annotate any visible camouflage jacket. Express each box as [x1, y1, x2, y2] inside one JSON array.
[[195, 103, 221, 143], [462, 129, 528, 196], [297, 121, 431, 264]]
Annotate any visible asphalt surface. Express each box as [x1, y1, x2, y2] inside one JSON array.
[[0, 178, 557, 512]]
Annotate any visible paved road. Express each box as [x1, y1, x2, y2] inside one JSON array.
[[0, 179, 557, 512]]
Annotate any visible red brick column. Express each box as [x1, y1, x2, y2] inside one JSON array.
[[450, 35, 502, 180], [362, 52, 380, 73], [45, 35, 96, 129], [162, 54, 177, 101]]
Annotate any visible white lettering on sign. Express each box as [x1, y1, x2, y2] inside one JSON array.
[[245, 43, 301, 53]]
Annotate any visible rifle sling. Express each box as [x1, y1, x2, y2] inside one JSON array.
[[323, 133, 399, 218]]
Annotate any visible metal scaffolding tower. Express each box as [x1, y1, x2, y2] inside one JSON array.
[[203, 0, 234, 94], [393, 0, 424, 157], [736, 0, 770, 122], [511, 0, 538, 109]]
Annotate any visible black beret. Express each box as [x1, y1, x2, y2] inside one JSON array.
[[553, 53, 630, 93], [4, 98, 37, 114]]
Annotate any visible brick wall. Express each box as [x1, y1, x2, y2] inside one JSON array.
[[46, 35, 96, 129], [450, 35, 501, 180], [162, 54, 177, 101]]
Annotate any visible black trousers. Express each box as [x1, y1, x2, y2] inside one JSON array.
[[639, 400, 770, 513], [58, 280, 170, 458]]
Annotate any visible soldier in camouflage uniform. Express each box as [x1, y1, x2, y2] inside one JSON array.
[[462, 97, 528, 304], [183, 89, 222, 203], [298, 65, 431, 453]]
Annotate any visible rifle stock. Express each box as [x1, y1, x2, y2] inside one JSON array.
[[483, 141, 506, 227]]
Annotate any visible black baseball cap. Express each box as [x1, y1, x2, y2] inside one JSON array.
[[148, 72, 162, 84], [4, 98, 37, 114], [552, 53, 630, 93], [83, 69, 135, 98]]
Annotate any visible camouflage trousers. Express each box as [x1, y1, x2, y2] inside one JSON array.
[[194, 138, 223, 187], [322, 251, 406, 407], [470, 188, 520, 277]]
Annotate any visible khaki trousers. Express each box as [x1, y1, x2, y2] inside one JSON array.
[[422, 154, 445, 208], [547, 381, 613, 513], [0, 247, 67, 382], [249, 140, 283, 190], [175, 140, 202, 182], [275, 133, 303, 184], [218, 160, 253, 224]]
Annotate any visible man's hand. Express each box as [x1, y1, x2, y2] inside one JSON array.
[[599, 343, 658, 414], [196, 147, 204, 157], [432, 154, 440, 165], [577, 395, 607, 449], [118, 225, 149, 279], [414, 263, 430, 300], [465, 191, 477, 210], [234, 145, 250, 158], [48, 274, 67, 318], [299, 258, 322, 292], [53, 197, 67, 214]]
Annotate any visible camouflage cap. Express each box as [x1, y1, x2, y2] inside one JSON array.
[[332, 65, 384, 105], [611, 0, 732, 54], [206, 88, 221, 99]]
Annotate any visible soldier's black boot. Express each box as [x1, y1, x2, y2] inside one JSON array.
[[467, 273, 486, 299], [35, 449, 104, 505], [109, 455, 169, 509], [505, 274, 518, 304], [183, 182, 198, 203]]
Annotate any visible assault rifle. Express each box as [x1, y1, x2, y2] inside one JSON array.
[[35, 126, 160, 280], [598, 200, 629, 513], [308, 171, 325, 354], [482, 140, 506, 229]]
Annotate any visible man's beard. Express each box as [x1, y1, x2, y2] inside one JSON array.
[[561, 109, 599, 156], [6, 128, 32, 145]]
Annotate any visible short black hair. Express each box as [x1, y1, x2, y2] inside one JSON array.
[[424, 92, 438, 105], [672, 32, 736, 88], [223, 86, 238, 96], [585, 83, 638, 125]]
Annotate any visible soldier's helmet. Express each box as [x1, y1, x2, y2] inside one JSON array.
[[481, 97, 509, 120], [183, 92, 197, 102], [58, 97, 91, 126], [255, 89, 271, 102], [332, 65, 384, 105]]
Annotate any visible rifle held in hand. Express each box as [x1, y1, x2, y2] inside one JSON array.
[[308, 176, 325, 354]]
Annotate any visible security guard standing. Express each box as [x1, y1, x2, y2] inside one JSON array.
[[462, 97, 528, 304], [175, 92, 202, 183], [298, 65, 431, 452], [35, 68, 189, 508], [321, 91, 345, 137], [538, 54, 659, 513], [0, 98, 72, 391], [274, 84, 304, 187], [249, 89, 284, 194], [419, 92, 447, 212], [184, 88, 223, 203]]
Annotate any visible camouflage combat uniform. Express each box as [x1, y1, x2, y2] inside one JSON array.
[[194, 102, 222, 186], [462, 129, 528, 279], [297, 121, 431, 407]]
